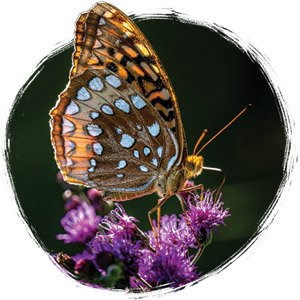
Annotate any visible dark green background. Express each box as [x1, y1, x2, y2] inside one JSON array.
[[6, 17, 286, 275]]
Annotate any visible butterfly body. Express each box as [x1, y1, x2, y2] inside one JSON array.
[[50, 2, 205, 204]]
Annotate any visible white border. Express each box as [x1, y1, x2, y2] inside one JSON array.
[[1, 1, 299, 299]]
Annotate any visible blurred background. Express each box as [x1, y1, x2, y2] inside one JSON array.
[[5, 16, 286, 275]]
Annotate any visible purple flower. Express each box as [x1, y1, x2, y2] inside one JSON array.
[[100, 203, 151, 249], [139, 245, 199, 288], [54, 186, 230, 290], [69, 204, 145, 283], [56, 202, 101, 244], [180, 188, 230, 245], [146, 214, 194, 251], [89, 232, 142, 278], [86, 203, 145, 278], [101, 203, 138, 235], [138, 218, 200, 288]]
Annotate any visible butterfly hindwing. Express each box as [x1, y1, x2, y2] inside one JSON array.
[[50, 67, 178, 199]]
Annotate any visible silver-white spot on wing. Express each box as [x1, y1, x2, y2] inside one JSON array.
[[65, 101, 79, 115], [90, 111, 100, 119], [93, 142, 103, 155], [116, 128, 122, 135], [143, 147, 151, 157], [101, 104, 114, 115], [157, 146, 163, 158], [120, 134, 135, 148], [137, 124, 142, 131], [88, 167, 95, 173], [130, 94, 146, 110], [87, 124, 103, 137], [167, 154, 177, 171], [147, 121, 160, 137], [66, 157, 73, 166], [139, 165, 148, 172], [151, 157, 158, 167], [62, 117, 75, 134], [105, 75, 121, 88], [90, 159, 97, 166], [116, 160, 127, 169], [133, 149, 140, 159], [88, 77, 104, 91], [64, 139, 75, 154], [114, 98, 130, 113], [166, 129, 179, 171], [116, 174, 124, 178], [76, 87, 90, 100], [99, 17, 106, 25]]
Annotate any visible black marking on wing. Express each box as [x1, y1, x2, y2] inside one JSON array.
[[150, 96, 173, 109], [126, 70, 135, 84], [158, 110, 175, 122], [120, 54, 131, 66], [106, 62, 118, 72]]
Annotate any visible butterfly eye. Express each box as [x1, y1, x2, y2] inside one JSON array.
[[186, 161, 195, 171]]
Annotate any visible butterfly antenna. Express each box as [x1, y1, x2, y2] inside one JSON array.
[[192, 129, 208, 155], [195, 104, 252, 156]]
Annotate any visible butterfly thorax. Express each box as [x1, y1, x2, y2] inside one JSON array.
[[156, 155, 204, 198]]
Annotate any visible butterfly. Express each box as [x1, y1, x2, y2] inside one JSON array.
[[50, 2, 247, 234]]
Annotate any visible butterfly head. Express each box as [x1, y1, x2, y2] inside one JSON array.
[[184, 155, 204, 179]]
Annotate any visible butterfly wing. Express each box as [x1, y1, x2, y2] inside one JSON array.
[[50, 2, 186, 200], [51, 68, 179, 200]]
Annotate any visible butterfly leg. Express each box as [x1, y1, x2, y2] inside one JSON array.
[[157, 205, 161, 235], [148, 196, 169, 250], [181, 183, 204, 201], [176, 193, 205, 264]]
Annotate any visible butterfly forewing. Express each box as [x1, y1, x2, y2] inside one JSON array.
[[50, 2, 186, 199]]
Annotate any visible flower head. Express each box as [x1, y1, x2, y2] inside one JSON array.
[[180, 188, 230, 245], [138, 217, 200, 288], [146, 214, 194, 251], [56, 201, 101, 244], [89, 232, 142, 279], [141, 245, 199, 288], [100, 203, 151, 249], [69, 203, 146, 284]]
